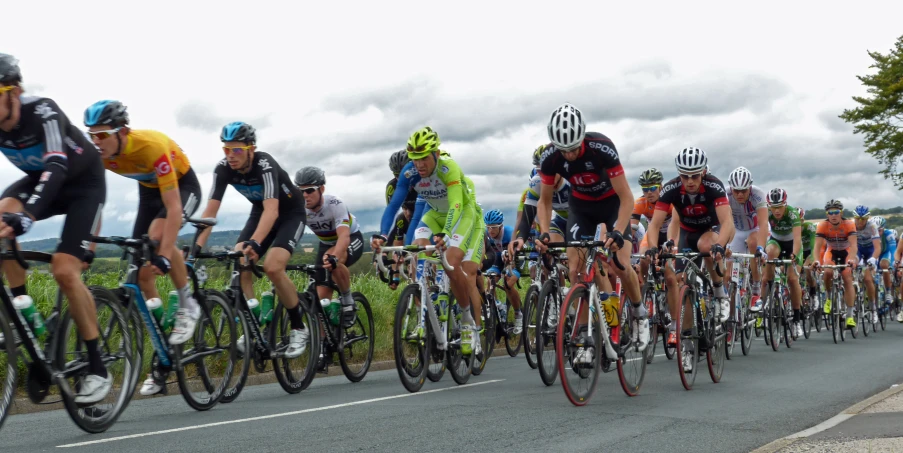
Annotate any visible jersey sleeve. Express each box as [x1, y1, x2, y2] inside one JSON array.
[[332, 197, 352, 229], [385, 178, 397, 205], [438, 160, 466, 237], [24, 99, 71, 219], [632, 197, 646, 220], [152, 137, 179, 193], [380, 163, 416, 236], [518, 189, 528, 212], [208, 160, 230, 201], [791, 208, 802, 228], [538, 150, 557, 185], [259, 157, 278, 201], [524, 177, 541, 208]]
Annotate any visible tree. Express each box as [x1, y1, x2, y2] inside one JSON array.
[[840, 35, 903, 189]]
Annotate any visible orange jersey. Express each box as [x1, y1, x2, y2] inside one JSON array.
[[816, 219, 857, 251], [103, 129, 191, 192], [632, 196, 671, 233]]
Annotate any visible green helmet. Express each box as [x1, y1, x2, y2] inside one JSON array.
[[406, 126, 441, 159], [638, 168, 663, 185], [532, 144, 547, 166]]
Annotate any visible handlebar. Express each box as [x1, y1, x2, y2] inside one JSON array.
[[194, 249, 264, 278], [376, 245, 454, 273], [660, 251, 723, 277], [546, 240, 625, 271], [1, 238, 30, 270]]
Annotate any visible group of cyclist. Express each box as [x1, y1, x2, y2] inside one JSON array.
[[2, 50, 902, 409]]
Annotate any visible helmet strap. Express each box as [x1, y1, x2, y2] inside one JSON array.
[[310, 187, 324, 211], [239, 148, 254, 174]]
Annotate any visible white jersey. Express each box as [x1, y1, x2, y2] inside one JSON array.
[[632, 221, 646, 254], [728, 184, 767, 231], [305, 193, 359, 244]]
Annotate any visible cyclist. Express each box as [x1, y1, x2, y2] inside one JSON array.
[[195, 122, 309, 358], [373, 126, 485, 356], [870, 215, 896, 311], [84, 101, 203, 350], [0, 54, 110, 403], [511, 151, 570, 254], [725, 167, 768, 313], [295, 166, 364, 327], [536, 103, 647, 354], [799, 209, 821, 309], [387, 149, 427, 245], [481, 209, 523, 335], [815, 200, 859, 328], [853, 205, 881, 324], [645, 147, 734, 371], [763, 188, 803, 337], [632, 168, 673, 288]]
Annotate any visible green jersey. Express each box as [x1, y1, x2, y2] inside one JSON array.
[[768, 205, 802, 241], [802, 221, 817, 251]]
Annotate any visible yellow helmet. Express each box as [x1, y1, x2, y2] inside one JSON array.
[[406, 126, 441, 159]]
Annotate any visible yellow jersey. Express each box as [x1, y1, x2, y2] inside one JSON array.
[[103, 129, 191, 192]]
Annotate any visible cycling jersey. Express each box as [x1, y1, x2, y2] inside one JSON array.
[[801, 221, 817, 251], [655, 174, 729, 232], [385, 176, 418, 206], [103, 129, 191, 192], [0, 95, 103, 219], [388, 211, 410, 243], [538, 132, 624, 204], [728, 185, 766, 231], [485, 225, 514, 256], [523, 174, 570, 216], [305, 193, 360, 244], [856, 221, 879, 248], [209, 151, 304, 214], [632, 196, 671, 233], [816, 219, 857, 250], [879, 228, 896, 265], [768, 205, 802, 241]]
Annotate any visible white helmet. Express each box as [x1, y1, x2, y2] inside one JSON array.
[[728, 166, 754, 190], [547, 103, 586, 150], [675, 147, 708, 174]]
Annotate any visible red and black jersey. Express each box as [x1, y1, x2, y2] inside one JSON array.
[[538, 132, 624, 205], [655, 174, 729, 232]]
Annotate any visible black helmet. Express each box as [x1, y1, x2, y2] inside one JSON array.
[[0, 54, 22, 85], [220, 121, 257, 144], [389, 149, 409, 175], [825, 199, 843, 211], [638, 168, 664, 185], [84, 100, 130, 127], [294, 166, 326, 187]]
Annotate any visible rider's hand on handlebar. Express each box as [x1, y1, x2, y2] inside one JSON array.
[[711, 244, 726, 261], [370, 234, 387, 253], [535, 232, 550, 253], [433, 233, 447, 251], [509, 238, 524, 258]]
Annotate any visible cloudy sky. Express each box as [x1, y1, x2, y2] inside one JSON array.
[[5, 1, 903, 240]]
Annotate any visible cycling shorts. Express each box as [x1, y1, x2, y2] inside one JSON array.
[[858, 244, 875, 262], [133, 168, 202, 238], [822, 248, 849, 266], [766, 236, 802, 266], [238, 209, 306, 255], [316, 230, 364, 268], [566, 197, 622, 241], [415, 205, 484, 264]]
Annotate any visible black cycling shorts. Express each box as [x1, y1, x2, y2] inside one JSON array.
[[238, 209, 307, 255], [316, 231, 364, 268], [133, 168, 202, 238], [2, 174, 105, 258], [673, 225, 720, 274], [566, 197, 624, 242]]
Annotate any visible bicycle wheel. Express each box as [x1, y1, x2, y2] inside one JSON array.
[[725, 283, 738, 360], [675, 285, 699, 391], [767, 295, 780, 352], [557, 284, 601, 406], [221, 301, 251, 404], [175, 290, 236, 410], [339, 293, 374, 382], [740, 304, 753, 356], [536, 280, 559, 386], [706, 316, 726, 383], [838, 289, 847, 342], [802, 293, 812, 339], [523, 286, 539, 369], [617, 295, 647, 397], [850, 292, 861, 339], [879, 303, 887, 331], [56, 287, 135, 433], [92, 286, 143, 402], [471, 293, 495, 376], [393, 285, 428, 392], [272, 294, 320, 393], [0, 305, 18, 432], [644, 287, 658, 365], [504, 298, 523, 357], [446, 298, 472, 385], [782, 296, 794, 348], [860, 296, 869, 338]]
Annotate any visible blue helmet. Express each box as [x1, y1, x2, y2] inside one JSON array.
[[484, 209, 504, 226], [84, 100, 129, 127], [220, 121, 256, 144], [853, 205, 870, 217]]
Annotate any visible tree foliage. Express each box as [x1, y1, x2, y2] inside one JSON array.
[[840, 35, 903, 189]]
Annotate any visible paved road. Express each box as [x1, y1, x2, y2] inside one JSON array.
[[4, 321, 903, 453]]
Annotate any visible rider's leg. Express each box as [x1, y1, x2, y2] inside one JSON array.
[[0, 197, 27, 291]]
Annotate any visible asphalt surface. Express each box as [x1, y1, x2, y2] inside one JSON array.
[[3, 320, 903, 453]]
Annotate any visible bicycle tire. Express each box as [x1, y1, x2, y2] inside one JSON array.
[[446, 296, 471, 385], [221, 300, 251, 403], [675, 285, 699, 391], [725, 283, 738, 360], [0, 303, 19, 432], [706, 316, 726, 384], [644, 287, 658, 365], [536, 280, 559, 386], [175, 290, 236, 410], [393, 285, 428, 392], [504, 298, 523, 357], [471, 293, 495, 376], [272, 294, 320, 394], [740, 305, 753, 356], [557, 284, 600, 406], [339, 293, 375, 382], [523, 286, 540, 369], [617, 293, 647, 397]]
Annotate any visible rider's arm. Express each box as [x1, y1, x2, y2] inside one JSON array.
[[536, 181, 554, 236], [154, 148, 183, 260], [380, 163, 414, 237], [849, 231, 859, 265], [610, 173, 634, 236], [792, 225, 802, 258], [667, 207, 680, 243], [646, 208, 668, 249], [872, 235, 882, 260], [251, 199, 279, 244], [518, 205, 537, 241], [715, 204, 735, 248], [332, 200, 353, 262], [405, 198, 428, 245], [756, 206, 769, 248], [23, 99, 72, 220], [815, 236, 826, 265]]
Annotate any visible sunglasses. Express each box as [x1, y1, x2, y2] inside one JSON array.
[[87, 128, 120, 140], [487, 224, 502, 229], [641, 185, 660, 193], [679, 173, 702, 181], [853, 215, 869, 220], [826, 210, 842, 216], [299, 187, 318, 194], [223, 145, 253, 154], [0, 85, 15, 95], [732, 188, 749, 194]]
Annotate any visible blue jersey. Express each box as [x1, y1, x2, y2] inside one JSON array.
[[485, 225, 514, 256]]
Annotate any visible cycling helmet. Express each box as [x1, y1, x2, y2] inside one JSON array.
[[870, 216, 887, 229], [389, 149, 409, 175], [854, 205, 870, 217], [798, 207, 806, 219], [638, 168, 664, 186], [220, 121, 257, 144], [407, 126, 440, 159], [825, 199, 843, 211], [532, 144, 547, 166], [530, 167, 539, 178], [675, 147, 708, 174], [294, 166, 326, 187], [728, 166, 754, 190], [0, 54, 21, 85], [547, 103, 585, 150], [766, 188, 788, 207], [84, 100, 129, 128], [484, 209, 504, 226]]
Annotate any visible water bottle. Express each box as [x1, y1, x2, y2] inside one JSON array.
[[12, 295, 45, 336], [260, 291, 275, 324], [162, 290, 180, 329], [601, 292, 620, 327], [322, 299, 340, 326], [495, 299, 506, 317], [145, 297, 164, 323], [438, 293, 449, 321]]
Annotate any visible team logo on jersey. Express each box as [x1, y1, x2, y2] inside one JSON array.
[[441, 165, 449, 174], [34, 102, 57, 119], [259, 158, 272, 170], [109, 162, 119, 169], [588, 141, 617, 158], [682, 205, 709, 217], [570, 172, 600, 186], [154, 155, 172, 176]]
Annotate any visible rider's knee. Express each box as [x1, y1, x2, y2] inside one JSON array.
[[51, 257, 82, 292], [263, 260, 284, 280]]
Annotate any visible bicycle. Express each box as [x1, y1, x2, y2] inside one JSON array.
[[376, 245, 472, 392], [799, 262, 820, 338], [762, 258, 799, 349], [533, 246, 569, 386], [0, 240, 134, 433], [520, 248, 543, 370], [821, 264, 850, 344], [92, 231, 237, 411], [482, 251, 524, 359], [727, 253, 756, 357], [875, 267, 893, 331], [553, 239, 647, 405], [632, 252, 674, 364], [660, 251, 726, 391]]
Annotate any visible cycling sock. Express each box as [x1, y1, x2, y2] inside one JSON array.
[[809, 286, 817, 297], [713, 282, 726, 298], [846, 306, 855, 318], [10, 285, 26, 298], [793, 309, 801, 322], [750, 281, 761, 296], [631, 303, 647, 319], [461, 308, 475, 326], [340, 289, 353, 307], [177, 284, 199, 314], [85, 338, 108, 378], [288, 305, 304, 330]]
